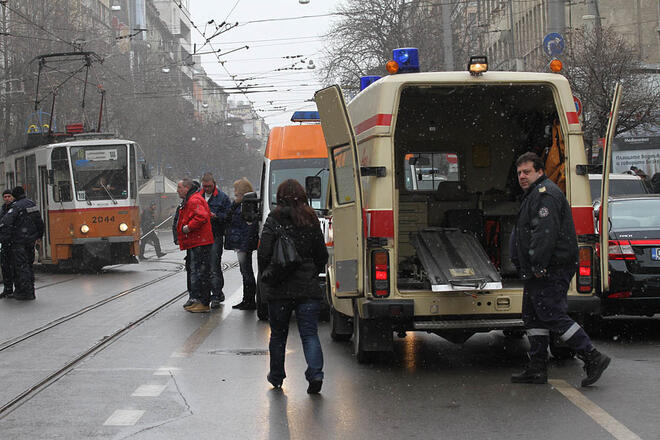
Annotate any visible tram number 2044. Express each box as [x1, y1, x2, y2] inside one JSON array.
[[91, 215, 116, 223]]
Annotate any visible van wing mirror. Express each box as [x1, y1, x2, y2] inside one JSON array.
[[305, 176, 322, 199], [241, 191, 261, 223]]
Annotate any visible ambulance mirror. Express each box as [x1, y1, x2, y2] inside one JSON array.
[[241, 191, 261, 223], [305, 176, 322, 200]]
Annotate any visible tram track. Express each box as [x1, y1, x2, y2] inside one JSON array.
[[0, 259, 240, 418]]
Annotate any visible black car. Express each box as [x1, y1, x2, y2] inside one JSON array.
[[595, 194, 660, 316]]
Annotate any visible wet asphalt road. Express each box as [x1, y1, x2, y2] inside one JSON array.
[[1, 235, 659, 439]]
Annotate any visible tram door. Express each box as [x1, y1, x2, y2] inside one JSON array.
[[38, 166, 50, 260]]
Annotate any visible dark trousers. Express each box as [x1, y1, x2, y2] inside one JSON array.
[[210, 237, 224, 299], [237, 250, 256, 303], [522, 267, 593, 365], [11, 242, 35, 298], [189, 244, 212, 305], [268, 299, 324, 384], [1, 244, 14, 293], [140, 231, 162, 256]]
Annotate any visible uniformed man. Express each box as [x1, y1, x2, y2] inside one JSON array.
[[0, 189, 15, 298], [510, 152, 610, 387], [0, 186, 44, 301]]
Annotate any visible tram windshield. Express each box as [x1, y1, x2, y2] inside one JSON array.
[[70, 145, 129, 201]]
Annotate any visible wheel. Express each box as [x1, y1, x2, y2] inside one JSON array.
[[549, 338, 576, 360], [256, 282, 268, 321], [503, 329, 525, 339], [330, 308, 352, 342]]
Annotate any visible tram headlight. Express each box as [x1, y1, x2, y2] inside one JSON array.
[[119, 222, 128, 232], [80, 224, 90, 234]]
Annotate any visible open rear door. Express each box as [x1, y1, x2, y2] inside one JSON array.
[[315, 85, 364, 298], [599, 83, 623, 294]]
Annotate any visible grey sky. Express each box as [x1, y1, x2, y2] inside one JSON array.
[[189, 0, 342, 128]]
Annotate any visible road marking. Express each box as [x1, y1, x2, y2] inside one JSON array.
[[103, 409, 145, 426], [153, 367, 180, 375], [549, 380, 643, 440], [131, 384, 167, 397]]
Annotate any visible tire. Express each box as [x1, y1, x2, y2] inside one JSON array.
[[503, 329, 525, 339], [330, 308, 352, 342], [352, 303, 380, 363]]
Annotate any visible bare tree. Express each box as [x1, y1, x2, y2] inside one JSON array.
[[561, 26, 660, 147]]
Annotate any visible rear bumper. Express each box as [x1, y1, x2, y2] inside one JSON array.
[[567, 295, 601, 315], [601, 298, 660, 316]]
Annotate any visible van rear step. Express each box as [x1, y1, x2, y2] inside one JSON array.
[[411, 228, 502, 292], [414, 318, 524, 330]]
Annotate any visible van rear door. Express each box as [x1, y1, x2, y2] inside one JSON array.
[[315, 85, 364, 298], [599, 83, 623, 294]]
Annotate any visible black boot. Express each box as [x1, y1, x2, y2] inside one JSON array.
[[511, 364, 548, 384], [580, 349, 611, 387]]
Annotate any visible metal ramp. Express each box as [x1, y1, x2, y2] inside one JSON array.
[[410, 228, 502, 292]]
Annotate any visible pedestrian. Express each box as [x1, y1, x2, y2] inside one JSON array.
[[140, 202, 166, 259], [199, 173, 231, 309], [225, 178, 259, 310], [176, 178, 214, 313], [0, 186, 44, 301], [0, 189, 15, 298], [258, 179, 329, 393], [510, 152, 610, 386], [650, 172, 660, 194]]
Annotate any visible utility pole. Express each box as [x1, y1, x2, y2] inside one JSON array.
[[442, 0, 454, 71], [548, 0, 566, 34], [1, 0, 9, 156]]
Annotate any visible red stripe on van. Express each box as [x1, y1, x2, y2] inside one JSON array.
[[572, 206, 595, 235], [363, 209, 394, 238], [566, 112, 579, 124], [629, 240, 660, 246], [355, 114, 392, 135]]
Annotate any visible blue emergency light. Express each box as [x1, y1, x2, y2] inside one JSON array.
[[360, 76, 381, 91], [391, 48, 419, 73], [290, 111, 320, 122]]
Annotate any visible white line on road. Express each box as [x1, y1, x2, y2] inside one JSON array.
[[549, 380, 643, 440], [153, 367, 181, 376], [103, 409, 145, 426], [131, 384, 167, 397]]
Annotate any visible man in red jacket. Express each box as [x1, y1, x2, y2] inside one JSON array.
[[176, 178, 214, 313]]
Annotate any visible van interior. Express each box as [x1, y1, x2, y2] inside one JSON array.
[[393, 83, 562, 291]]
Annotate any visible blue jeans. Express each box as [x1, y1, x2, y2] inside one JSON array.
[[189, 244, 212, 305], [237, 251, 256, 303], [268, 299, 324, 383], [210, 238, 225, 299]]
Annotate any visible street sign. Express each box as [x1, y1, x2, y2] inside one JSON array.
[[573, 95, 582, 117], [543, 33, 565, 56]]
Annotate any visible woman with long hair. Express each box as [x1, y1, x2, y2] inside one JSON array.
[[258, 179, 329, 393], [225, 178, 259, 310]]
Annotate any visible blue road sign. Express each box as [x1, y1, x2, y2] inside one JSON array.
[[543, 33, 565, 56]]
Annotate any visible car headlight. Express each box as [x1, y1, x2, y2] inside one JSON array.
[[119, 222, 128, 232], [80, 224, 90, 234]]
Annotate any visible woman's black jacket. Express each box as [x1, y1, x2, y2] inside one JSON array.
[[257, 211, 328, 302]]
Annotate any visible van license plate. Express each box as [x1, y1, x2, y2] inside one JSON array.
[[652, 248, 660, 261]]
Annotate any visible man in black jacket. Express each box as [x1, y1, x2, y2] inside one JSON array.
[[0, 186, 44, 300], [0, 189, 15, 298], [510, 152, 609, 387], [140, 202, 166, 259]]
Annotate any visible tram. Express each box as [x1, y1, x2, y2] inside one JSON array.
[[0, 131, 142, 271]]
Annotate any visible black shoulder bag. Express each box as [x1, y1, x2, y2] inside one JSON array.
[[261, 221, 303, 286]]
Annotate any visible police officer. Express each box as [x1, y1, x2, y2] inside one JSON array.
[[0, 189, 15, 298], [510, 152, 610, 387], [0, 186, 44, 301], [140, 202, 166, 259]]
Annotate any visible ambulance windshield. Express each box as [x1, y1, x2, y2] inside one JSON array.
[[269, 158, 329, 209], [404, 153, 459, 191]]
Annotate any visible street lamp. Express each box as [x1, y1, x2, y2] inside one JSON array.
[[299, 0, 310, 4]]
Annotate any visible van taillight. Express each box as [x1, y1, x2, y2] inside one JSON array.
[[371, 250, 390, 298], [577, 246, 593, 293]]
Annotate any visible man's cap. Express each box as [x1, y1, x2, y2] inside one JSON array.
[[11, 186, 25, 198], [3, 189, 12, 196]]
